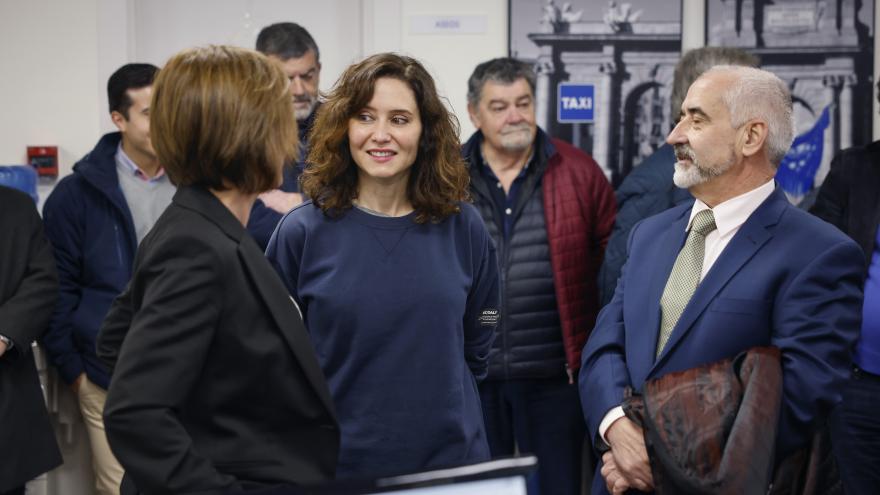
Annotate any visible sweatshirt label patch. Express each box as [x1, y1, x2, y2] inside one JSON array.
[[478, 308, 500, 326]]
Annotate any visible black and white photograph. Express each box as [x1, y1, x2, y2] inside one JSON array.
[[510, 0, 682, 186], [706, 0, 874, 203]]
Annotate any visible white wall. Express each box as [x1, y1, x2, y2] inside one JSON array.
[[131, 0, 363, 99], [363, 0, 508, 139], [397, 0, 508, 139], [0, 0, 103, 172], [0, 0, 365, 179]]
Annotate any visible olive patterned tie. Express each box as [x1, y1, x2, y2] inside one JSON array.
[[656, 209, 717, 358]]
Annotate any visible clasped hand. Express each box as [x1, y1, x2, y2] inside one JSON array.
[[602, 417, 654, 494]]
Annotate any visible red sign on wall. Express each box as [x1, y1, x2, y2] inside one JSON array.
[[27, 146, 58, 178]]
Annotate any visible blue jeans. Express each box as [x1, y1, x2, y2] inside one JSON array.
[[479, 378, 587, 495], [829, 367, 880, 495]]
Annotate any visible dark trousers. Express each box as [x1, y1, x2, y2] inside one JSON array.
[[479, 378, 586, 495], [829, 367, 880, 495]]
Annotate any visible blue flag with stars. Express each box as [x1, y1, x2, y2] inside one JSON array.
[[775, 107, 830, 197]]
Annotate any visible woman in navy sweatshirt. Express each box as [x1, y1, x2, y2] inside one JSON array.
[[266, 53, 500, 480]]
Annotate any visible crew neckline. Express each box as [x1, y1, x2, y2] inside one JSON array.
[[347, 205, 417, 230]]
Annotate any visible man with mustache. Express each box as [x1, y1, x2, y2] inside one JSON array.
[[598, 47, 759, 307], [580, 65, 864, 494], [248, 22, 322, 250], [463, 57, 616, 495]]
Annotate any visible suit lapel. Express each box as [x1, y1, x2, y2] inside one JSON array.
[[652, 188, 786, 370], [238, 237, 338, 419], [173, 186, 246, 240]]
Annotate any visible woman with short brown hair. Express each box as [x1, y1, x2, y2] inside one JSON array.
[[267, 53, 500, 479], [151, 46, 296, 194], [98, 45, 339, 493]]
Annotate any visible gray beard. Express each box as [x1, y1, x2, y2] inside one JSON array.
[[673, 161, 711, 189], [499, 130, 533, 152], [294, 99, 317, 121], [672, 151, 735, 189]]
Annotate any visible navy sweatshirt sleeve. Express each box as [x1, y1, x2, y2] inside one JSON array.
[[461, 208, 500, 381]]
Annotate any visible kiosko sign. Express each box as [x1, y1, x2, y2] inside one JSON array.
[[557, 83, 595, 123]]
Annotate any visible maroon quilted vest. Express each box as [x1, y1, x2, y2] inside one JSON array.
[[542, 138, 616, 372]]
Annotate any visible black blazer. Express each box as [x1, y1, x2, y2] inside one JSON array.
[[98, 185, 339, 494], [0, 185, 62, 492], [811, 140, 880, 274]]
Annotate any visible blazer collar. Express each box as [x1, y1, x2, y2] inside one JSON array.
[[238, 237, 338, 420], [651, 186, 788, 372], [172, 185, 247, 243], [174, 185, 338, 418]]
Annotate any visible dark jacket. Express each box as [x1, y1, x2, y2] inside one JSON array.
[[582, 187, 863, 495], [98, 186, 339, 494], [0, 186, 63, 492], [598, 144, 692, 306], [464, 129, 616, 378], [41, 132, 137, 389], [247, 106, 318, 250], [810, 139, 880, 273]]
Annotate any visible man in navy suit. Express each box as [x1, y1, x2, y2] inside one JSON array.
[[580, 65, 865, 494]]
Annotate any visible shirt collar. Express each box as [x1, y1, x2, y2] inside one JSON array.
[[477, 138, 535, 179], [115, 144, 166, 183], [480, 151, 534, 177], [687, 179, 776, 236]]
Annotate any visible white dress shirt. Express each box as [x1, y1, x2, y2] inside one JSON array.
[[597, 179, 776, 444]]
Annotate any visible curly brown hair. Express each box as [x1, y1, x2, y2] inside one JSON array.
[[302, 53, 469, 223]]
